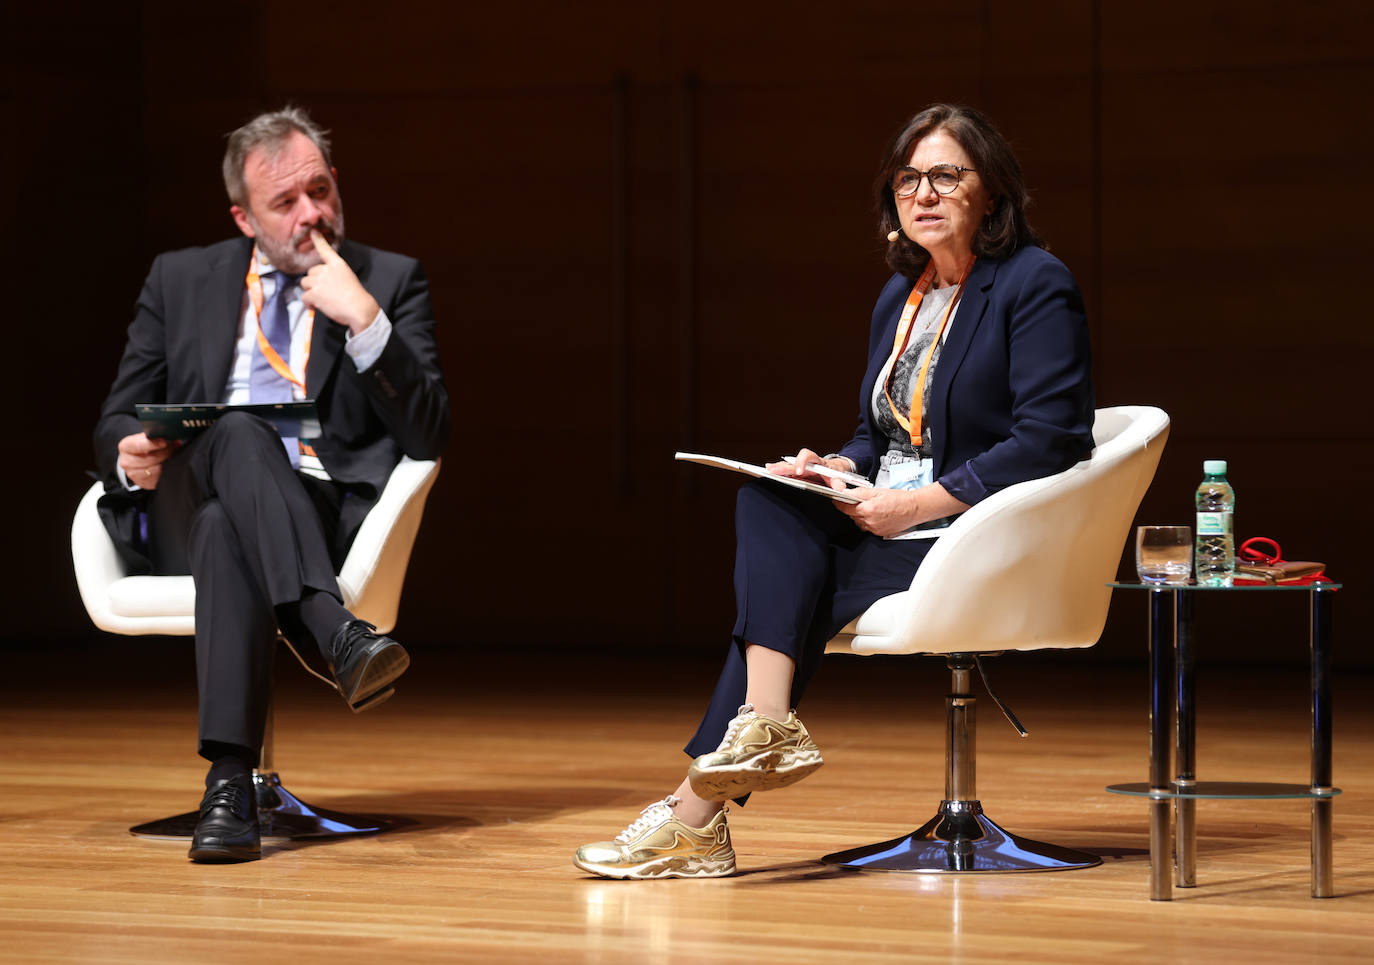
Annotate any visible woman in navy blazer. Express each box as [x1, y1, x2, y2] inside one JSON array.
[[576, 105, 1095, 880]]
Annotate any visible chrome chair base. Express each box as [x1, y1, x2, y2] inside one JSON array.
[[821, 800, 1102, 874], [128, 770, 394, 841]]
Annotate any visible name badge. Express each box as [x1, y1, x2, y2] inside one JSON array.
[[886, 458, 932, 492]]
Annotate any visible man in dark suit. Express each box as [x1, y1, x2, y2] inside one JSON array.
[[93, 107, 449, 863]]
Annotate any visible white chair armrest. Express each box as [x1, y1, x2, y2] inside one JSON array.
[[336, 457, 441, 632], [71, 481, 133, 630]]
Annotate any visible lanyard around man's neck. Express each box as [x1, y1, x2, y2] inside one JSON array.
[[245, 249, 312, 392]]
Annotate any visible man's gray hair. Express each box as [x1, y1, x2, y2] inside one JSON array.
[[222, 106, 333, 207]]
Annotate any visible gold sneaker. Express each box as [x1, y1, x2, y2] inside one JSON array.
[[688, 703, 824, 801], [574, 796, 736, 879]]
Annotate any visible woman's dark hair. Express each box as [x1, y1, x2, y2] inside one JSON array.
[[876, 104, 1041, 279]]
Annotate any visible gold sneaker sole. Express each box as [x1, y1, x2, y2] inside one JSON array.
[[573, 852, 736, 879], [688, 749, 824, 801]]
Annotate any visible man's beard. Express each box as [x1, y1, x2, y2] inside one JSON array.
[[249, 209, 346, 274]]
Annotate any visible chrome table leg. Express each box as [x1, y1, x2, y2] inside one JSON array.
[[1148, 588, 1174, 901], [1174, 590, 1196, 888], [1310, 587, 1335, 898]]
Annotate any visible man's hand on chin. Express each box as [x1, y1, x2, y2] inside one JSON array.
[[300, 229, 381, 335]]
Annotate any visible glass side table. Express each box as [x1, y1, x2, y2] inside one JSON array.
[[1104, 582, 1341, 901]]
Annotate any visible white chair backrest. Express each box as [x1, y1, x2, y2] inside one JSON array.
[[833, 405, 1169, 656], [71, 457, 440, 637]]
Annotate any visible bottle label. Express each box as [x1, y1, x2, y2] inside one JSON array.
[[1196, 511, 1232, 536]]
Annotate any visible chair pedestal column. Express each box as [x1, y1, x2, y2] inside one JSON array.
[[821, 658, 1102, 874]]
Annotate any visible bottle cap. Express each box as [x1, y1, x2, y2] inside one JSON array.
[[1203, 459, 1227, 475]]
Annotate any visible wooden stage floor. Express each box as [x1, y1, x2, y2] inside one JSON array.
[[2, 643, 1370, 963]]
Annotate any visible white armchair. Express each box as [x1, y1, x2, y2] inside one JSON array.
[[822, 406, 1170, 873], [70, 457, 441, 840]]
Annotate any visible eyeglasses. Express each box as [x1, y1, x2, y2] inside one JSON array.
[[892, 164, 976, 198]]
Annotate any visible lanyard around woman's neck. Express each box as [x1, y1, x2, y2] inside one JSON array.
[[245, 249, 313, 392], [882, 256, 975, 448]]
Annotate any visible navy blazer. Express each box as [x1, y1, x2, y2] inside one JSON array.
[[93, 236, 450, 571], [837, 245, 1095, 507]]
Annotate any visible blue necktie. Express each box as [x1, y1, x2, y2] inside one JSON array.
[[249, 272, 302, 466]]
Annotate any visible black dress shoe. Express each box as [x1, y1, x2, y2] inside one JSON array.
[[328, 619, 410, 713], [189, 775, 261, 863]]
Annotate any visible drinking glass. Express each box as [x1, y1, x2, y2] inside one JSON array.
[[1136, 525, 1192, 584]]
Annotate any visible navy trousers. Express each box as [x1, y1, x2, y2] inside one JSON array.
[[684, 480, 934, 759], [146, 412, 348, 757]]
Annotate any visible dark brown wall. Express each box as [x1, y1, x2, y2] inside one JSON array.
[[12, 1, 1372, 665]]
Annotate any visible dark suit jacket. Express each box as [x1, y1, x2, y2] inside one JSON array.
[[94, 236, 450, 572], [838, 245, 1095, 507]]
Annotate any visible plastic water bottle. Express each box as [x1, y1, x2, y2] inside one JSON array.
[[1194, 459, 1235, 586]]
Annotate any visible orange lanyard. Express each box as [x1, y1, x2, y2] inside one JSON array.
[[245, 252, 312, 392], [883, 257, 975, 447]]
